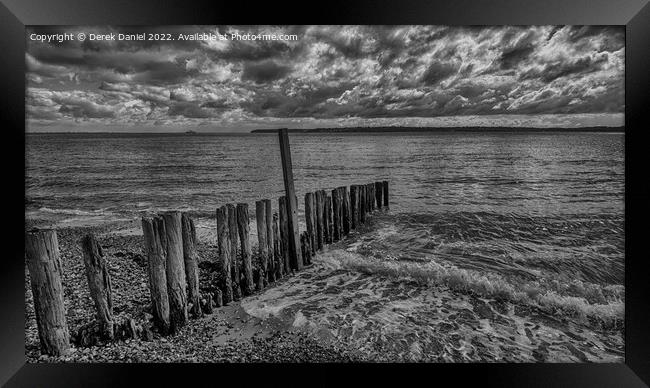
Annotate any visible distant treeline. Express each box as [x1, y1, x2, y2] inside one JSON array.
[[251, 126, 625, 134]]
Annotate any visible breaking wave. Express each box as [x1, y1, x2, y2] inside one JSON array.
[[318, 250, 624, 330]]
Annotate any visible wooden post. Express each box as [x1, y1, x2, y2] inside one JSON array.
[[300, 233, 306, 266], [181, 214, 202, 318], [25, 229, 70, 355], [315, 191, 324, 250], [300, 232, 311, 265], [264, 199, 274, 283], [226, 204, 241, 300], [375, 182, 383, 209], [216, 206, 233, 304], [382, 180, 389, 209], [359, 185, 366, 223], [340, 186, 350, 235], [337, 187, 344, 238], [278, 128, 303, 271], [272, 212, 282, 279], [81, 233, 114, 339], [331, 189, 340, 242], [141, 216, 170, 334], [278, 196, 290, 274], [255, 200, 268, 289], [322, 194, 330, 244], [349, 185, 357, 229], [236, 203, 254, 296], [304, 192, 316, 255], [161, 211, 188, 333]]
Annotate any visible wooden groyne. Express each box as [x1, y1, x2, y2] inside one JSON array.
[[24, 127, 391, 355], [24, 180, 389, 354]]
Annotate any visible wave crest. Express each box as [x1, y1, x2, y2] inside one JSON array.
[[319, 250, 624, 330]]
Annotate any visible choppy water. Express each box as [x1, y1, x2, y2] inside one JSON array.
[[26, 132, 625, 360]]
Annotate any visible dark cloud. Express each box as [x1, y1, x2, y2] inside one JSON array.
[[168, 101, 216, 118], [241, 60, 292, 84], [26, 25, 625, 128], [54, 97, 116, 118], [521, 53, 609, 82], [421, 61, 458, 86]]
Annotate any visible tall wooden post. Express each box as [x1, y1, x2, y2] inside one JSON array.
[[305, 192, 316, 255], [255, 200, 268, 289], [278, 128, 303, 271], [278, 196, 290, 274], [340, 186, 350, 235], [181, 214, 202, 318], [272, 212, 282, 279], [236, 203, 254, 296], [375, 182, 383, 209], [383, 180, 389, 208], [226, 204, 241, 300], [216, 206, 233, 304], [81, 233, 114, 339], [349, 185, 357, 229], [331, 189, 340, 242], [315, 190, 324, 250], [161, 211, 188, 333], [359, 185, 366, 223], [25, 229, 70, 355], [264, 199, 274, 283], [142, 216, 170, 334], [324, 194, 332, 244]]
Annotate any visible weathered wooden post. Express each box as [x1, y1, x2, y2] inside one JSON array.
[[278, 128, 303, 271], [216, 206, 233, 304], [375, 181, 383, 209], [331, 189, 340, 242], [236, 203, 254, 296], [81, 233, 114, 339], [382, 180, 389, 208], [302, 231, 312, 265], [338, 188, 344, 238], [161, 211, 188, 333], [304, 192, 316, 255], [272, 212, 282, 279], [25, 229, 70, 355], [322, 194, 330, 244], [278, 196, 290, 274], [359, 185, 366, 224], [142, 216, 170, 334], [264, 199, 274, 283], [181, 214, 202, 318], [349, 185, 357, 229], [340, 186, 350, 235], [226, 204, 241, 300], [255, 200, 268, 289], [315, 191, 324, 250]]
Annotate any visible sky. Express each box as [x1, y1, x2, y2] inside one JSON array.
[[25, 25, 625, 132]]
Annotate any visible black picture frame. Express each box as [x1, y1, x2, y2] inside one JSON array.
[[2, 0, 649, 386]]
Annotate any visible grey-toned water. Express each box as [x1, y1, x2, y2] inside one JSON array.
[[25, 131, 624, 284]]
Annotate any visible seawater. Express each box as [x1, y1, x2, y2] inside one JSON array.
[[26, 132, 625, 361]]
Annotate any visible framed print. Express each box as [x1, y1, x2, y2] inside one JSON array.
[[1, 0, 649, 386]]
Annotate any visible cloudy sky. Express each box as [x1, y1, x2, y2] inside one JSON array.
[[26, 25, 624, 132]]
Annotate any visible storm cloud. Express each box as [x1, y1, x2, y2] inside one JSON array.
[[25, 25, 624, 131]]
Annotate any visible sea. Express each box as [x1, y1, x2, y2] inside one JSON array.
[[25, 131, 625, 362]]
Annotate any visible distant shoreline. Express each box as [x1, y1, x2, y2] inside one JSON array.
[[26, 126, 625, 135], [251, 126, 625, 134]]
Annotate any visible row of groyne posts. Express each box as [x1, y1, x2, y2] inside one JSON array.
[[24, 128, 390, 356]]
